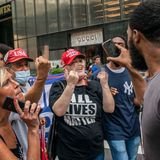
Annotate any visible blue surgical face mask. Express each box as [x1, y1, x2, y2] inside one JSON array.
[[15, 70, 30, 85]]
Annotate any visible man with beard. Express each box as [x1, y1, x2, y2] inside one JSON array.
[[91, 36, 144, 160], [107, 1, 160, 159]]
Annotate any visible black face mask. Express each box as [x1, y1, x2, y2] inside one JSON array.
[[129, 39, 148, 71]]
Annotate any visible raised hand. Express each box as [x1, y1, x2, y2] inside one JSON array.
[[35, 45, 51, 80], [65, 69, 79, 86], [14, 99, 41, 129], [107, 44, 132, 68], [97, 71, 109, 86]]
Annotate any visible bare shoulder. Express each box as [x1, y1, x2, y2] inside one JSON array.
[[0, 137, 17, 159]]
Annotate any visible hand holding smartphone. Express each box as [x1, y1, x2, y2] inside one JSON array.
[[2, 96, 42, 115], [102, 39, 121, 57]]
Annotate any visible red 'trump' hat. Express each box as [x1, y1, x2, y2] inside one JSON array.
[[61, 49, 85, 66], [4, 48, 34, 64]]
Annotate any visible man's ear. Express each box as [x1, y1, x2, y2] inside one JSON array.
[[132, 29, 141, 44]]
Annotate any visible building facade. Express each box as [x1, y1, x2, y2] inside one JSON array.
[[0, 0, 143, 68]]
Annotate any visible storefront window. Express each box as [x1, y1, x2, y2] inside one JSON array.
[[72, 0, 86, 28], [49, 32, 68, 50], [58, 0, 71, 31], [104, 20, 128, 40], [37, 32, 68, 56], [49, 49, 64, 61], [87, 0, 103, 25], [46, 0, 58, 33], [75, 44, 104, 65], [35, 0, 47, 35], [25, 0, 36, 37]]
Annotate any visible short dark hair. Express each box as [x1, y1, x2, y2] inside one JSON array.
[[0, 43, 12, 56], [129, 1, 160, 43], [92, 55, 100, 61]]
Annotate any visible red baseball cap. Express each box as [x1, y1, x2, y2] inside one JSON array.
[[4, 48, 34, 64], [61, 49, 85, 66]]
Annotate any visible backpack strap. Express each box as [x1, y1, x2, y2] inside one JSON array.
[[59, 80, 66, 90], [47, 80, 66, 160]]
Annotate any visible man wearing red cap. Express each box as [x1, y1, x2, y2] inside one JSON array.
[[4, 48, 34, 88], [49, 49, 115, 160]]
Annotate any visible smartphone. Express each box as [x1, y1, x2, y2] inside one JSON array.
[[102, 39, 120, 57], [2, 96, 25, 113], [2, 96, 43, 114]]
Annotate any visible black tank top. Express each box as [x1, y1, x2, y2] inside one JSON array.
[[0, 134, 24, 159]]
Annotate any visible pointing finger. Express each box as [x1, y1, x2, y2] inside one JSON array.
[[115, 43, 127, 51], [14, 98, 23, 116]]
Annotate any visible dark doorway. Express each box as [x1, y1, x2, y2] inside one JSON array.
[[0, 17, 14, 48]]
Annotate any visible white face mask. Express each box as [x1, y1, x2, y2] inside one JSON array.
[[15, 70, 30, 85]]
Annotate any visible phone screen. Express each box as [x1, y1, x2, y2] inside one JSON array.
[[2, 96, 25, 113], [102, 39, 120, 57]]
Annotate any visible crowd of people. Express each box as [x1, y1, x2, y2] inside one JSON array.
[[0, 1, 160, 160]]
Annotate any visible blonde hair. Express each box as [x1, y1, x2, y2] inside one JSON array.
[[0, 67, 8, 87]]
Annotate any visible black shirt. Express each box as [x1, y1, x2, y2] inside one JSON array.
[[49, 80, 104, 160]]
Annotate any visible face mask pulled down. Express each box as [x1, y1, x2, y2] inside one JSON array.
[[15, 70, 30, 85]]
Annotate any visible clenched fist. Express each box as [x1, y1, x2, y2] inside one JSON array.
[[97, 71, 109, 86]]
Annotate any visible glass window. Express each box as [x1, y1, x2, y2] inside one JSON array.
[[35, 0, 47, 35], [87, 0, 103, 25], [15, 0, 26, 39], [49, 49, 64, 61], [27, 37, 37, 59], [25, 0, 36, 37], [37, 32, 68, 55], [104, 20, 128, 40], [58, 0, 71, 30], [27, 37, 37, 70], [49, 49, 65, 68], [49, 32, 68, 50], [72, 0, 87, 28], [46, 0, 58, 33], [122, 0, 141, 19], [104, 0, 121, 22]]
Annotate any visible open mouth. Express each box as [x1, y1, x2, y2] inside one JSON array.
[[77, 66, 84, 71]]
